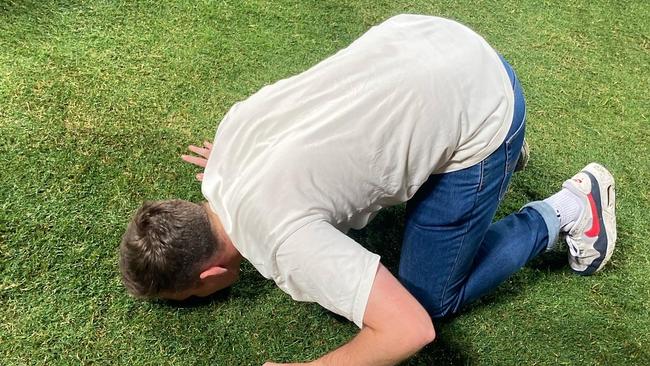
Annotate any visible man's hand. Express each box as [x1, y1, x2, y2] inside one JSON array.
[[181, 140, 213, 181]]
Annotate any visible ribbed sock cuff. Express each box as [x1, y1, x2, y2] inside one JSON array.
[[543, 189, 582, 231]]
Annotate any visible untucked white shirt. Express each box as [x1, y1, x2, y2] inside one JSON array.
[[202, 14, 514, 328]]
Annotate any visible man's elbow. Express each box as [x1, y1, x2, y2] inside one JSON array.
[[417, 316, 436, 348], [403, 313, 436, 352]]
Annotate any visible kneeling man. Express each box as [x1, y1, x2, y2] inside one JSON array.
[[119, 14, 617, 366]]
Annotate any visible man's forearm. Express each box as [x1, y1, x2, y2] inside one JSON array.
[[314, 323, 432, 366], [314, 264, 435, 366], [265, 265, 435, 366]]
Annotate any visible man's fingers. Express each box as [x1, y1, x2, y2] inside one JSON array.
[[188, 144, 210, 158], [182, 141, 211, 180], [181, 154, 207, 168]]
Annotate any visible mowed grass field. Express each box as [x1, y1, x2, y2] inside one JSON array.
[[1, 0, 649, 365]]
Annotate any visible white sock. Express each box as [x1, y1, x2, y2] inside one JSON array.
[[543, 189, 583, 232]]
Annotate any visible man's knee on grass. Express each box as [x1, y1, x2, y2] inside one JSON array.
[[119, 199, 231, 300]]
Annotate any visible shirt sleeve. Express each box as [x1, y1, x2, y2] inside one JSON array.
[[273, 220, 381, 328]]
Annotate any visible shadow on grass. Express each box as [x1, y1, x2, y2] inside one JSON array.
[[349, 205, 406, 273], [407, 337, 476, 366], [155, 261, 274, 309], [157, 287, 233, 309]]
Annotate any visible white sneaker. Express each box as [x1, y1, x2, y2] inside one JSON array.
[[563, 163, 616, 275]]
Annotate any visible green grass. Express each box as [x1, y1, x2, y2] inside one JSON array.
[[1, 0, 649, 365]]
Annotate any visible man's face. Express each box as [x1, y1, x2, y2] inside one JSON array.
[[159, 272, 237, 301]]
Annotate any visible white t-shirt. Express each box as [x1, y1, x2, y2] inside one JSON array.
[[202, 14, 513, 328]]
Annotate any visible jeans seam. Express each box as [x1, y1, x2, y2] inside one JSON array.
[[503, 145, 509, 198], [505, 109, 526, 146], [500, 114, 526, 200], [499, 145, 510, 201], [478, 159, 485, 192]]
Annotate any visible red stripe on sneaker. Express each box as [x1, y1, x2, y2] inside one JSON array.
[[585, 193, 601, 238]]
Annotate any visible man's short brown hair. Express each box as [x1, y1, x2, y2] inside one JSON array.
[[119, 199, 219, 298]]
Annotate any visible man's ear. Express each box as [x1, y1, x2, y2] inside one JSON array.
[[199, 266, 228, 280]]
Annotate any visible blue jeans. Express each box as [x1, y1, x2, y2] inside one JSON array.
[[398, 56, 560, 318]]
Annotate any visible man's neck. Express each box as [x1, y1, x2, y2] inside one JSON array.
[[202, 202, 242, 267]]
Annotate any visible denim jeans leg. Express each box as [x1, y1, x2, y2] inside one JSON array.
[[398, 122, 528, 318], [398, 159, 495, 318], [459, 207, 550, 306], [398, 55, 553, 318]]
